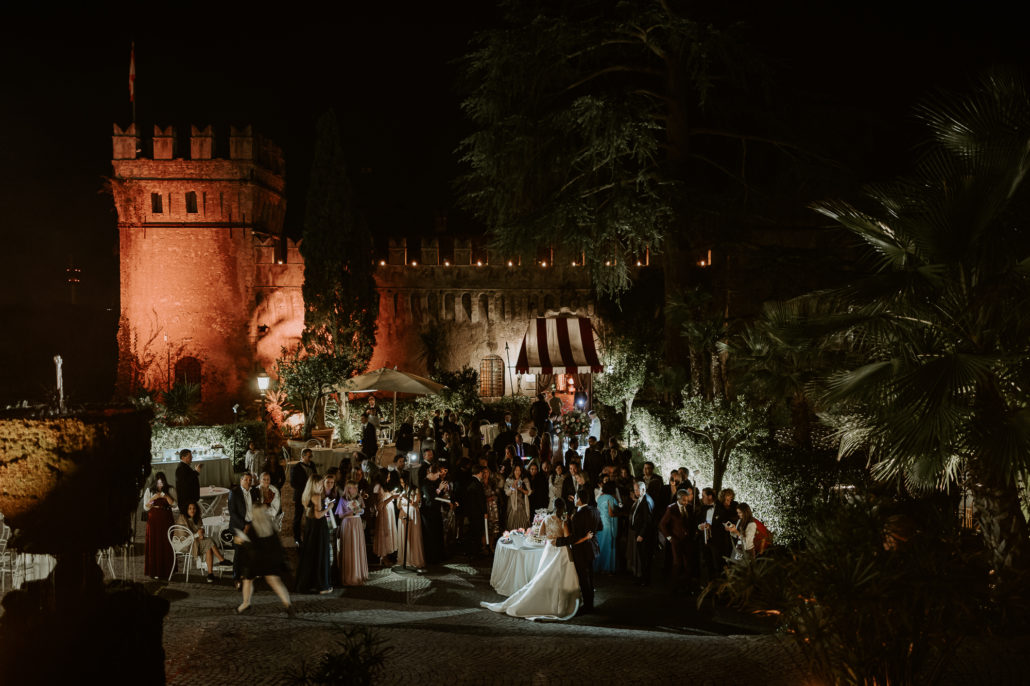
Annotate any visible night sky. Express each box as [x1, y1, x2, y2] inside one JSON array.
[[0, 4, 1025, 402]]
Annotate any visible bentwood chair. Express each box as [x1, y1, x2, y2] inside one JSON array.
[[0, 536, 15, 594], [167, 525, 195, 582]]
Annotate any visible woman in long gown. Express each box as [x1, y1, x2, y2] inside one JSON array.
[[484, 465, 503, 540], [394, 474, 425, 568], [372, 472, 397, 565], [143, 472, 175, 579], [481, 498, 582, 620], [594, 481, 618, 573], [336, 481, 368, 586], [295, 472, 335, 594], [505, 464, 532, 530]]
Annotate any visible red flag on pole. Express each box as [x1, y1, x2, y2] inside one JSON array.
[[129, 42, 136, 103]]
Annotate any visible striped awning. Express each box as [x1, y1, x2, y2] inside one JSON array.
[[515, 317, 603, 375]]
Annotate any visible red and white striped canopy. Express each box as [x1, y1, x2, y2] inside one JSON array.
[[515, 317, 603, 375]]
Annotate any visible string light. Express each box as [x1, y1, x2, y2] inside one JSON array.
[[507, 260, 514, 267], [476, 260, 483, 266], [379, 260, 386, 266], [412, 261, 418, 266], [444, 261, 450, 266], [541, 261, 547, 267]]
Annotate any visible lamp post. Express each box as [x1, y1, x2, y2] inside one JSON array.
[[257, 372, 270, 392], [504, 341, 514, 397]]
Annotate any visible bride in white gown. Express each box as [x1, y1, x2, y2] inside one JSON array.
[[481, 499, 581, 621]]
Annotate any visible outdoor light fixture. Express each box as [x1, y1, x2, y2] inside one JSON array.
[[508, 260, 513, 266], [605, 261, 611, 266], [380, 260, 386, 266], [541, 261, 547, 267], [476, 260, 483, 266], [412, 261, 418, 266], [277, 260, 283, 265], [257, 373, 270, 391], [636, 260, 642, 266], [444, 261, 450, 266], [571, 261, 576, 266]]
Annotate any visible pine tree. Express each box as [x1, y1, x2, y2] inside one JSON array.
[[300, 110, 379, 367]]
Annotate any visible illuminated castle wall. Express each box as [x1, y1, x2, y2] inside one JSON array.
[[110, 125, 594, 423]]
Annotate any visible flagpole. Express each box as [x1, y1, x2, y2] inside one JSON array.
[[129, 41, 136, 127]]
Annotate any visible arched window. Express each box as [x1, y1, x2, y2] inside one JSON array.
[[479, 355, 504, 397], [174, 356, 202, 397], [479, 294, 490, 322]]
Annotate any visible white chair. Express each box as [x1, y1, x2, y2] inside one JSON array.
[[216, 528, 235, 580], [0, 537, 15, 594], [167, 525, 195, 582], [95, 546, 117, 578]]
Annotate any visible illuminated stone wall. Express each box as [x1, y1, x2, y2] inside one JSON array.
[[110, 125, 598, 421], [110, 124, 299, 422]]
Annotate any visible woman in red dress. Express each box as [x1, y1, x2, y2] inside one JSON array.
[[143, 471, 176, 579]]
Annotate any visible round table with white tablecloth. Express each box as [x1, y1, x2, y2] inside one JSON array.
[[489, 538, 547, 596]]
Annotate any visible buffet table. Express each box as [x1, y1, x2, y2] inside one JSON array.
[[152, 455, 233, 489], [490, 539, 546, 596]]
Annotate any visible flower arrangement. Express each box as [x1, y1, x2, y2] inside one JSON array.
[[555, 409, 589, 437]]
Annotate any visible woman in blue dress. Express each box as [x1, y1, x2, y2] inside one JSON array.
[[594, 480, 618, 573]]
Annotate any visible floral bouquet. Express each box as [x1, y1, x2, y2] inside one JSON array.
[[555, 410, 589, 437]]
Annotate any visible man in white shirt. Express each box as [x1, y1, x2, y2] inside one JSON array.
[[587, 410, 601, 442]]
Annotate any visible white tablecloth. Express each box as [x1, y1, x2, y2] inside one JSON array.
[[489, 540, 546, 596], [153, 456, 233, 489]]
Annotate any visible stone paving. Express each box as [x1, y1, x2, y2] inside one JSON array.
[[5, 492, 1027, 685]]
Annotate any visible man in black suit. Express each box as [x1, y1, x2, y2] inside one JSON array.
[[629, 480, 656, 586], [530, 393, 550, 434], [360, 413, 378, 459], [290, 448, 317, 546], [660, 487, 699, 593], [175, 449, 201, 517], [228, 471, 261, 585], [582, 436, 604, 483], [512, 434, 533, 464], [459, 464, 490, 557], [710, 488, 738, 575], [556, 485, 602, 614], [492, 412, 517, 454]]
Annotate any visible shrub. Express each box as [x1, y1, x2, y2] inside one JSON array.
[[705, 498, 988, 685], [283, 626, 391, 686]]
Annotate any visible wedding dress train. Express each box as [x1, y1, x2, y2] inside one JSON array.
[[481, 515, 580, 621]]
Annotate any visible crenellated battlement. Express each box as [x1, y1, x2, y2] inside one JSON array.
[[111, 122, 284, 175]]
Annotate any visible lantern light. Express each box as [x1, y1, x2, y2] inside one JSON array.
[[257, 373, 270, 391]]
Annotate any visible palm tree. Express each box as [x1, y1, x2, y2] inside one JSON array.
[[792, 71, 1030, 590]]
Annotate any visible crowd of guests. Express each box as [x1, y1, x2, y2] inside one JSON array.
[[140, 393, 767, 613]]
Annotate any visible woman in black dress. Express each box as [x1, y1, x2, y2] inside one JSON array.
[[143, 471, 175, 579], [235, 501, 294, 615], [294, 472, 336, 594]]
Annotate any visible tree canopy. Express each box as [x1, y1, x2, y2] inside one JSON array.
[[300, 110, 379, 368]]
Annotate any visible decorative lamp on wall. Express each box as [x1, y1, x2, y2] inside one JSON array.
[[257, 372, 270, 392]]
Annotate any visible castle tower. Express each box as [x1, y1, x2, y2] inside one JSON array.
[[110, 123, 292, 422]]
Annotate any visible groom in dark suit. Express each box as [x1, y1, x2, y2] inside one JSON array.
[[556, 485, 602, 614]]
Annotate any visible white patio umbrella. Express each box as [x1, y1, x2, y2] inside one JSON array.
[[336, 367, 447, 427]]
